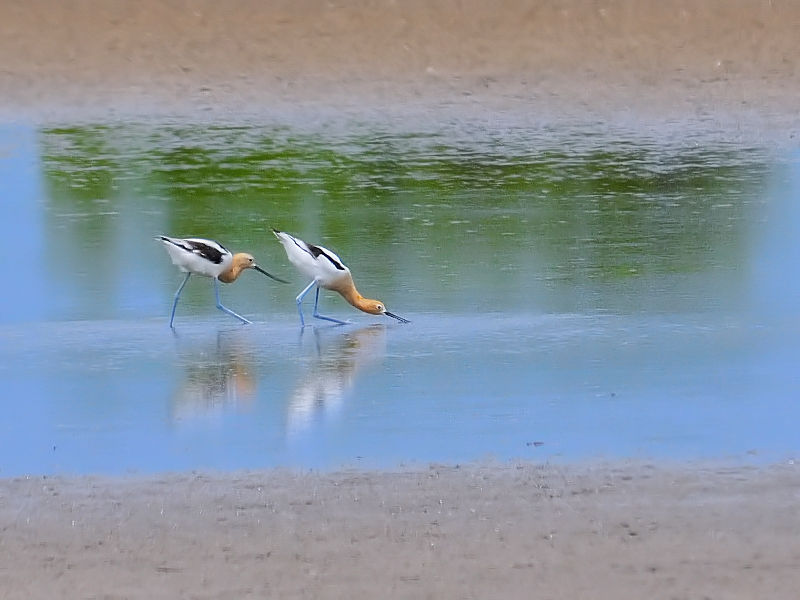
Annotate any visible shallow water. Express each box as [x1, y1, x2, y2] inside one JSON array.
[[1, 121, 798, 475]]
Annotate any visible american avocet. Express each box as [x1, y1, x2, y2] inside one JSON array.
[[157, 235, 287, 328], [273, 229, 410, 327]]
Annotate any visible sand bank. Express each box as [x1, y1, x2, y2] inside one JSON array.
[[1, 0, 799, 134], [1, 462, 798, 598]]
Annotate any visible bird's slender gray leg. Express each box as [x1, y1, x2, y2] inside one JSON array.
[[312, 284, 347, 326], [295, 279, 318, 328], [169, 272, 192, 328], [214, 278, 252, 325]]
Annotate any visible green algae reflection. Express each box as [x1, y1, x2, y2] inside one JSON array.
[[38, 123, 768, 316]]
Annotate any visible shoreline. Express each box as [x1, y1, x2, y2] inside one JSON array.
[[2, 460, 798, 598], [0, 0, 798, 140]]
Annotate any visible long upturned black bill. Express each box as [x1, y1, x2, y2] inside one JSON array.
[[384, 311, 410, 324], [254, 265, 289, 284]]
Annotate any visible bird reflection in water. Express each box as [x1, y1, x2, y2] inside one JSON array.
[[171, 330, 256, 422], [287, 324, 387, 436]]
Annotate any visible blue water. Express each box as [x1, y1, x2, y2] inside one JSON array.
[[0, 122, 798, 476]]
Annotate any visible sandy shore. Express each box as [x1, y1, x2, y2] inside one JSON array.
[[1, 462, 798, 599], [1, 0, 799, 136]]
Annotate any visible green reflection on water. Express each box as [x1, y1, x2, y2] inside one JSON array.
[[37, 123, 768, 317]]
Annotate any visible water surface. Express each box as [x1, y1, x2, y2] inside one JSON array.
[[1, 122, 798, 475]]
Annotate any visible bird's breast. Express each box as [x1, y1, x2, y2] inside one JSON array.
[[321, 271, 355, 293]]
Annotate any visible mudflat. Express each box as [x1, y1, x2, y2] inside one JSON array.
[[1, 463, 799, 599], [1, 0, 799, 133]]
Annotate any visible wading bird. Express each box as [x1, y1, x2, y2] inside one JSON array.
[[157, 235, 286, 328], [273, 229, 410, 327]]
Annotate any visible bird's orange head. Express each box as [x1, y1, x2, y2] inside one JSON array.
[[220, 253, 288, 284], [232, 252, 257, 270], [354, 297, 410, 323]]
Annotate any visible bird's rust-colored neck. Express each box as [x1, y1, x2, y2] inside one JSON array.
[[217, 268, 239, 284], [328, 275, 359, 305], [217, 253, 251, 283], [334, 279, 384, 315], [342, 288, 369, 312]]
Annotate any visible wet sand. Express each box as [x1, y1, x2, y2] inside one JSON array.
[[2, 1, 800, 597], [1, 463, 799, 599], [2, 0, 800, 137]]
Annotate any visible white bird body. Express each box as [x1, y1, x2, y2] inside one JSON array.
[[273, 230, 352, 291], [157, 235, 286, 328], [160, 236, 234, 279], [273, 229, 409, 326]]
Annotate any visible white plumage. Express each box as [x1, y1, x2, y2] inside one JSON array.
[[273, 230, 349, 286], [156, 235, 286, 328], [273, 229, 409, 327], [160, 236, 233, 279]]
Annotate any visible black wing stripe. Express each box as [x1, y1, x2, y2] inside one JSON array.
[[161, 236, 197, 255], [160, 236, 228, 264], [308, 243, 345, 270], [188, 240, 227, 264], [289, 235, 312, 257]]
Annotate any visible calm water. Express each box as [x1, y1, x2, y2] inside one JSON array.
[[1, 121, 798, 476]]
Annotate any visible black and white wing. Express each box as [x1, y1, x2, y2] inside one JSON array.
[[181, 238, 231, 264], [158, 236, 231, 264], [158, 235, 233, 276]]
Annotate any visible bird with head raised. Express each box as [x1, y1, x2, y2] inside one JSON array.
[[273, 229, 410, 327], [157, 235, 287, 328]]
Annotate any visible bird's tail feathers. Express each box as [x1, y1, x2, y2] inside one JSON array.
[[156, 235, 183, 249]]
